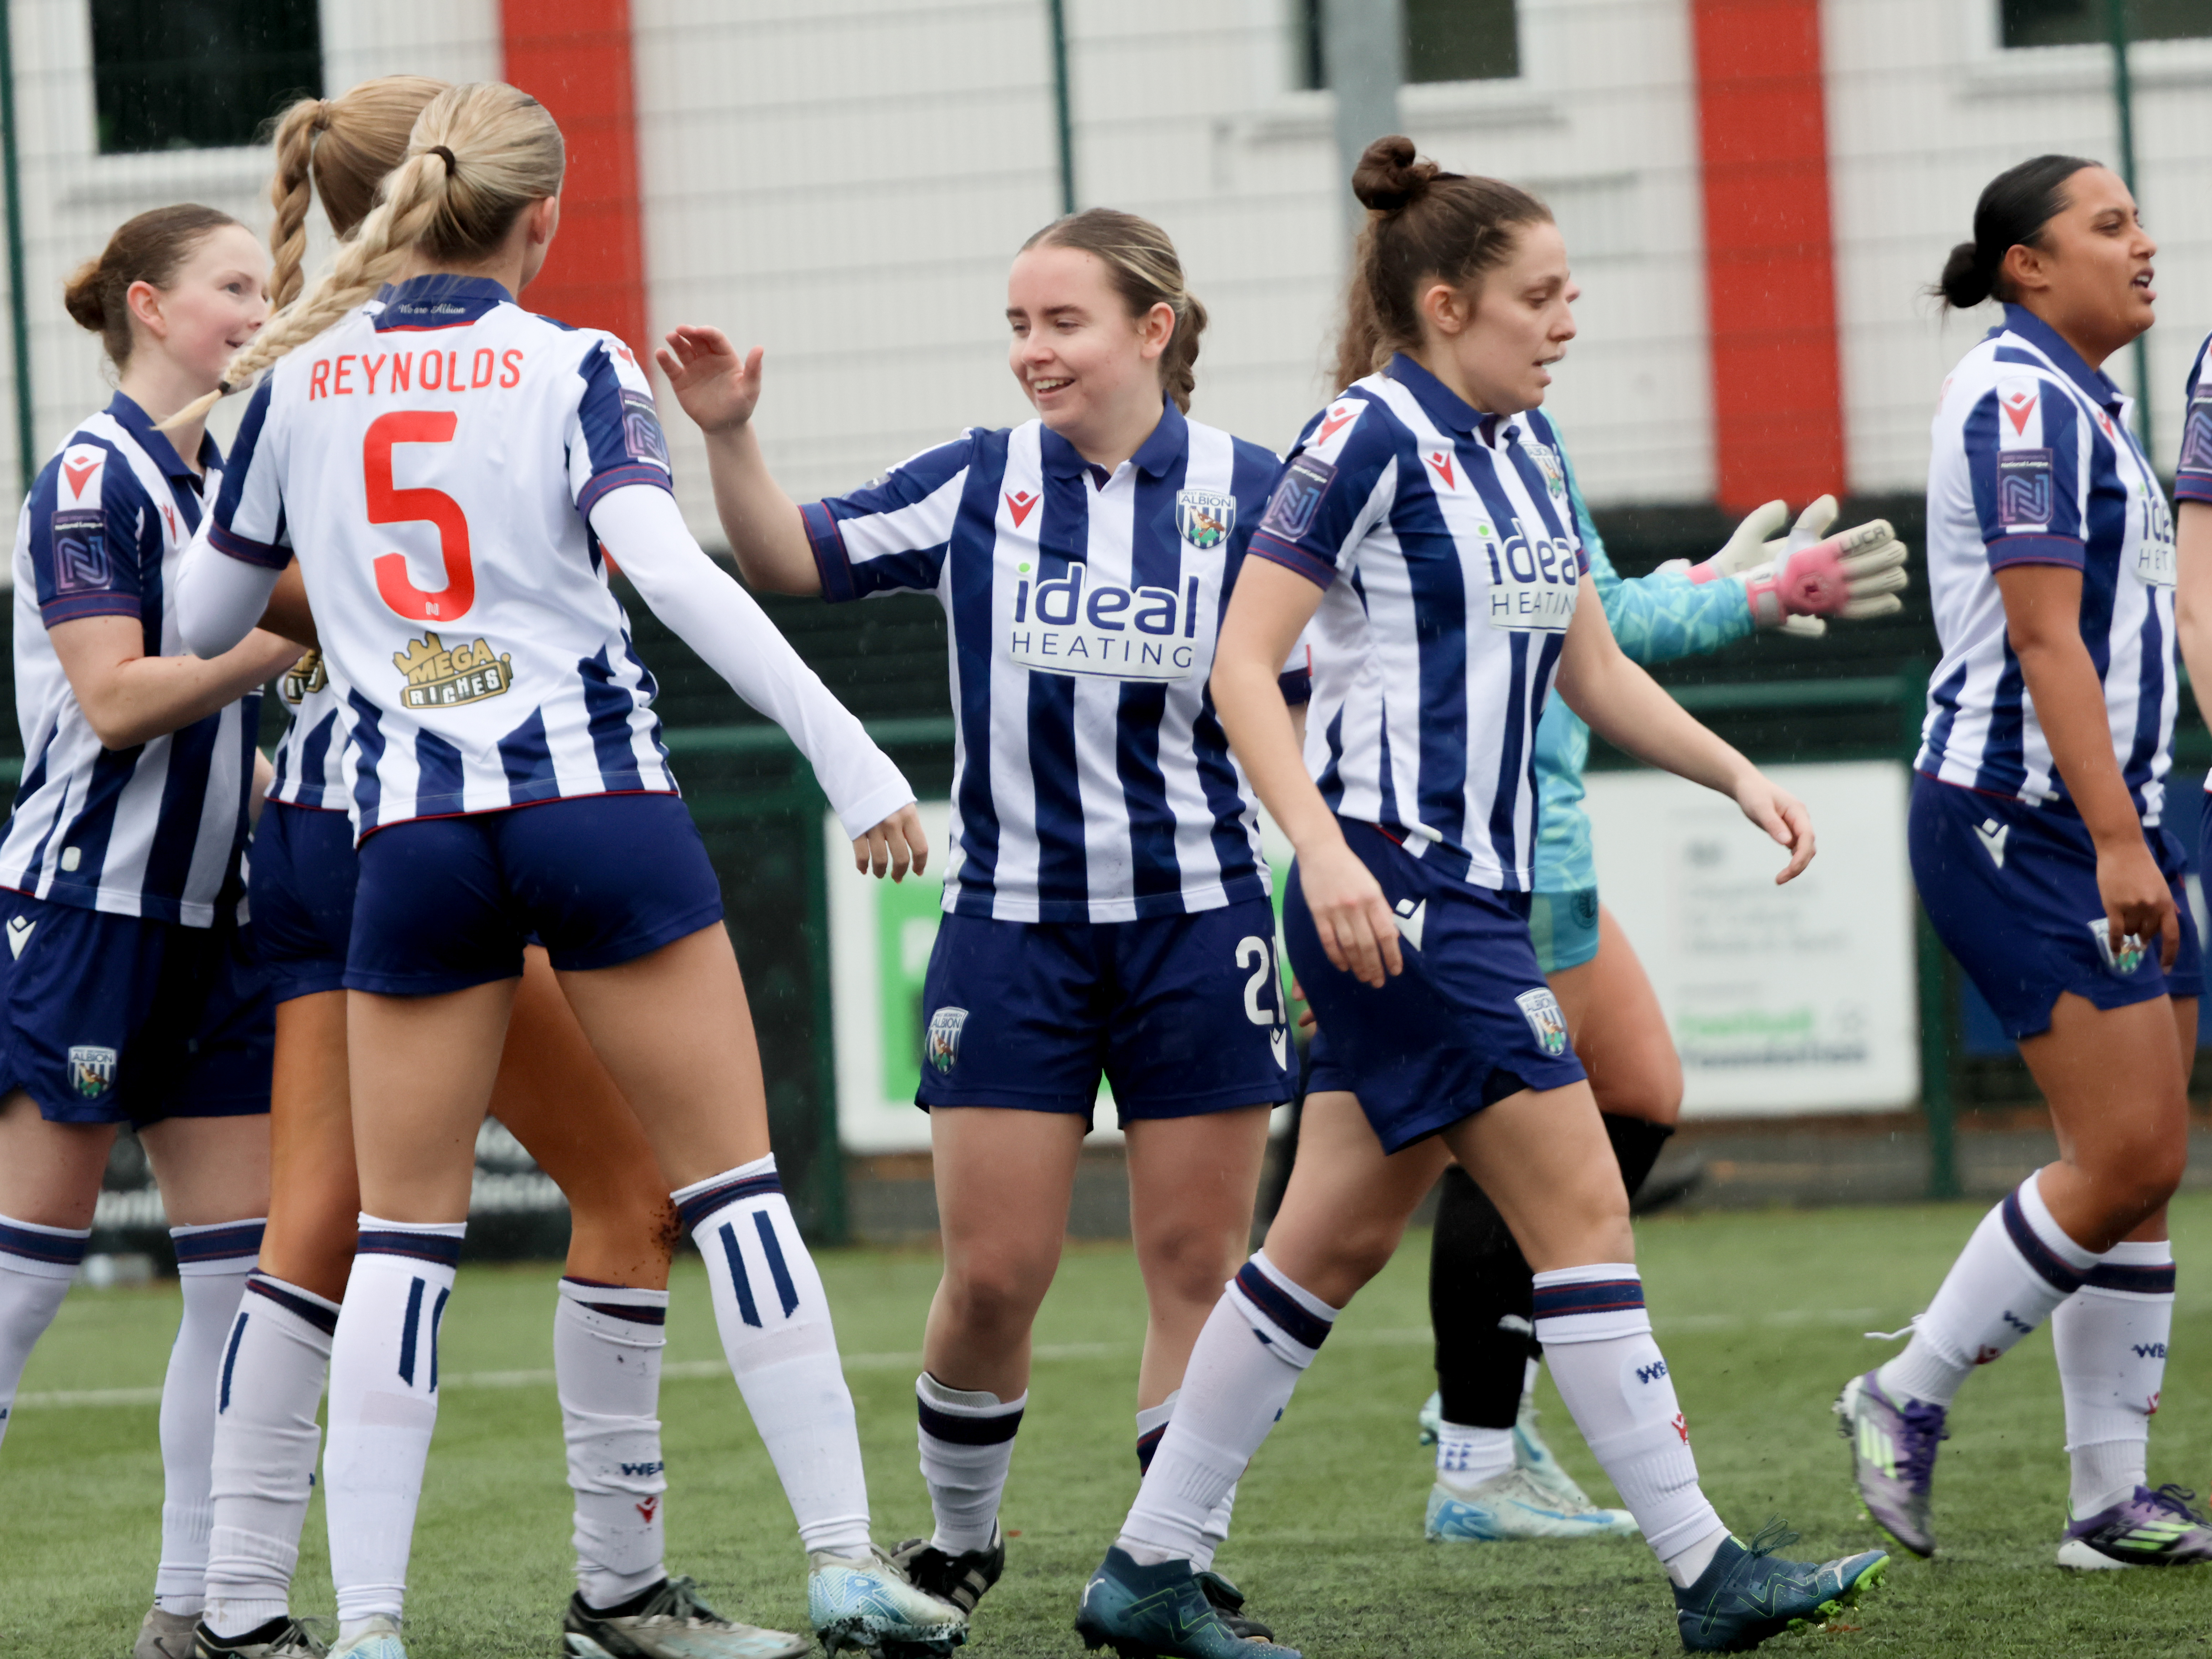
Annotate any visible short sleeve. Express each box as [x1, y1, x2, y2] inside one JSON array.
[[2176, 333, 2212, 507], [1965, 374, 2087, 571], [1246, 394, 1395, 589], [208, 376, 294, 570], [800, 435, 974, 604], [567, 336, 675, 520], [31, 440, 146, 628]]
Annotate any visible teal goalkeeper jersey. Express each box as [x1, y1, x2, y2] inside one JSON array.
[[1535, 441, 1757, 895]]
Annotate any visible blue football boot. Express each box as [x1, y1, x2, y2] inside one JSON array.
[[1075, 1549, 1299, 1659], [1673, 1522, 1887, 1653]]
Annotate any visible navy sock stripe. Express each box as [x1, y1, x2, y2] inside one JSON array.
[[1135, 1425, 1166, 1472], [561, 1276, 670, 1325], [918, 1398, 1025, 1446], [218, 1312, 248, 1413], [1234, 1261, 1334, 1352], [359, 1230, 463, 1267], [1532, 1279, 1646, 1321], [579, 1299, 667, 1325], [398, 1276, 425, 1385], [718, 1222, 760, 1327], [2085, 1260, 2177, 1295], [429, 1286, 449, 1392], [0, 1221, 88, 1267], [677, 1172, 783, 1234], [753, 1211, 800, 1318], [245, 1275, 339, 1335], [173, 1221, 267, 1264], [2000, 1191, 2088, 1294]]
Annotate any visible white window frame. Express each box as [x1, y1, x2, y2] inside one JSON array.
[[1959, 0, 2212, 96]]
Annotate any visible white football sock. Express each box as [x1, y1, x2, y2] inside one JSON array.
[[154, 1220, 264, 1616], [0, 1215, 88, 1451], [1879, 1174, 2097, 1409], [325, 1217, 463, 1625], [1135, 1392, 1238, 1571], [1436, 1421, 1516, 1489], [1118, 1254, 1335, 1567], [2053, 1239, 2173, 1516], [556, 1278, 671, 1609], [1533, 1263, 1723, 1583], [915, 1371, 1023, 1555], [205, 1273, 339, 1640], [675, 1157, 871, 1556]]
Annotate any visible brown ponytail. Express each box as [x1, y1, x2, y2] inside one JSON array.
[[265, 77, 452, 310], [1021, 208, 1207, 413], [1332, 135, 1552, 391], [62, 204, 242, 370]]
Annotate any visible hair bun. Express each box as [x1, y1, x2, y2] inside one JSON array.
[[1351, 134, 1435, 214], [62, 257, 108, 334], [1937, 238, 1993, 311]]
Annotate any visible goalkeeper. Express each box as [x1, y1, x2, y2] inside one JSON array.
[[1418, 436, 1908, 1544]]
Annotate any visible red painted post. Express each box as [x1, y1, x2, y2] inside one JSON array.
[[500, 0, 648, 356], [1691, 0, 1846, 511]]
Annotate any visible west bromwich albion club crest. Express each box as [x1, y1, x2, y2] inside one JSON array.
[[1176, 489, 1235, 550], [68, 1044, 117, 1099], [926, 1006, 969, 1075], [1514, 988, 1570, 1059]]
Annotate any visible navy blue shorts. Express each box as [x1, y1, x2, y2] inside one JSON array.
[[914, 896, 1294, 1126], [348, 793, 725, 997], [1289, 819, 1587, 1154], [0, 893, 272, 1126], [1913, 773, 2203, 1040], [251, 802, 357, 1004]]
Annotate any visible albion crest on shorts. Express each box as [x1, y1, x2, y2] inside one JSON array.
[[926, 1006, 968, 1074], [1514, 987, 1571, 1058], [68, 1044, 117, 1098]]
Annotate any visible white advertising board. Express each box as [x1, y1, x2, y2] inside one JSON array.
[[1581, 760, 1919, 1117]]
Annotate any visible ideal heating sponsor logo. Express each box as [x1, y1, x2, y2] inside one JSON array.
[[1482, 516, 1578, 631], [1006, 563, 1206, 681]]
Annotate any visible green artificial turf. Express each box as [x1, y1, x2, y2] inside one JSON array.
[[7, 1197, 2212, 1657]]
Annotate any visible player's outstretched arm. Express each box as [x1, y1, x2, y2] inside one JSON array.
[[589, 482, 925, 878], [1553, 576, 1814, 885], [53, 612, 300, 752], [655, 325, 820, 596]]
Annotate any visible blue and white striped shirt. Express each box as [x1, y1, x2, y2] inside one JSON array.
[[266, 653, 344, 811], [802, 403, 1279, 923], [1, 395, 258, 926], [2177, 330, 2212, 511], [1249, 355, 1586, 893], [1916, 305, 2177, 822]]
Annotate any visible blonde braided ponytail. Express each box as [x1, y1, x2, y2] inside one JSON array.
[[266, 97, 331, 311], [163, 82, 563, 433]]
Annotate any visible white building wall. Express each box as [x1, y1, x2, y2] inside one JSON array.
[[1825, 0, 2212, 495]]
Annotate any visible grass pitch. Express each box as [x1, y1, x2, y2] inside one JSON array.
[[8, 1197, 2212, 1658]]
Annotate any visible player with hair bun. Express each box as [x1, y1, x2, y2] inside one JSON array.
[[1074, 136, 1888, 1658], [0, 205, 302, 1659], [174, 81, 963, 1659], [662, 207, 1297, 1641], [189, 78, 852, 1659], [1840, 153, 2212, 1570]]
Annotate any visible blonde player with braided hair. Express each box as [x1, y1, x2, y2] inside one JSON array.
[[176, 82, 962, 1659], [193, 78, 846, 1659]]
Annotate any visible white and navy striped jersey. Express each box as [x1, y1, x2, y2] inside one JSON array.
[[266, 651, 344, 811], [1248, 354, 1586, 893], [2178, 330, 2212, 512], [1916, 305, 2177, 823], [1, 395, 259, 926], [206, 276, 678, 837], [802, 403, 1277, 923]]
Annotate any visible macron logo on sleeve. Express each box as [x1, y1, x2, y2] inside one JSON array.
[[2001, 390, 2038, 436], [59, 447, 104, 508], [1312, 400, 1364, 456]]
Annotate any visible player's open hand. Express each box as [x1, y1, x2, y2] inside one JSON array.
[[1299, 836, 1403, 988], [854, 803, 928, 882], [1734, 774, 1816, 885], [656, 325, 763, 435], [2095, 836, 2179, 970]]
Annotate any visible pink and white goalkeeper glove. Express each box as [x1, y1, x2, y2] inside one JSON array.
[[1676, 497, 1909, 638]]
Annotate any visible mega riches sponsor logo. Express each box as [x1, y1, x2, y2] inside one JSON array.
[[394, 632, 515, 709], [281, 650, 329, 705]]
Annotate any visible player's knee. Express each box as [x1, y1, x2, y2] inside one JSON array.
[[1137, 1219, 1244, 1311], [939, 1247, 1054, 1336]]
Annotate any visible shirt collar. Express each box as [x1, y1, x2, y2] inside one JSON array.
[[104, 391, 219, 484], [375, 273, 516, 329], [1039, 398, 1188, 483], [1385, 352, 1510, 441], [1995, 304, 2127, 413]]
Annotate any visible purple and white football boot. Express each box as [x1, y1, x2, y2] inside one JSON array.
[[1833, 1372, 1947, 1557], [2058, 1485, 2212, 1569]]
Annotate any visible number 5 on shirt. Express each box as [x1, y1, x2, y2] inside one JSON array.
[[366, 410, 474, 621]]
